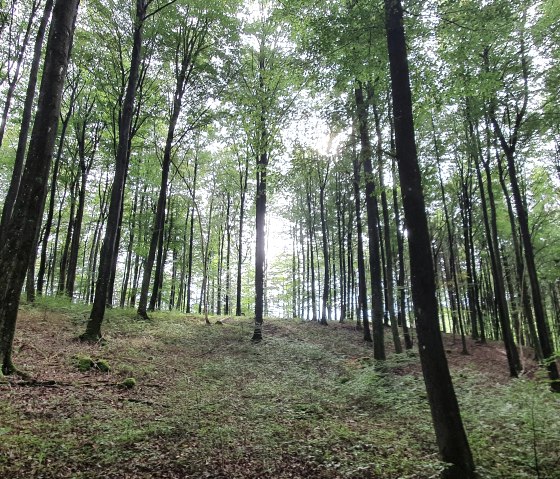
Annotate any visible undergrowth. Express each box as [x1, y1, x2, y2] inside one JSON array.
[[1, 306, 559, 478]]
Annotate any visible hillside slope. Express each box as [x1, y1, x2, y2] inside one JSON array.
[[1, 301, 559, 478]]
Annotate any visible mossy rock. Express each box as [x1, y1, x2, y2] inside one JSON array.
[[94, 359, 110, 372], [120, 377, 136, 389], [72, 355, 110, 372], [73, 354, 94, 372]]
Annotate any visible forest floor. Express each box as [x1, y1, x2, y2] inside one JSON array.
[[1, 298, 559, 479]]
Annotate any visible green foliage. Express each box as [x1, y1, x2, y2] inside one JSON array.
[[455, 372, 560, 478], [71, 354, 93, 372]]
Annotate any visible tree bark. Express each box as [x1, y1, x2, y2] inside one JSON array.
[[36, 88, 76, 295], [0, 0, 79, 375], [83, 0, 146, 341], [65, 103, 101, 299], [384, 0, 476, 476], [0, 0, 40, 149], [318, 162, 330, 325], [352, 146, 372, 342], [0, 0, 53, 244], [355, 82, 385, 360]]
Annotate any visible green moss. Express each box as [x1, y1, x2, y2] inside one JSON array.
[[120, 377, 136, 389], [72, 355, 94, 372], [94, 359, 110, 372], [72, 355, 110, 373]]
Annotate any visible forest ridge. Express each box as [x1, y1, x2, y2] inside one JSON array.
[[0, 1, 559, 478]]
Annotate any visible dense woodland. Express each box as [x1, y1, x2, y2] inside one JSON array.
[[1, 0, 560, 477]]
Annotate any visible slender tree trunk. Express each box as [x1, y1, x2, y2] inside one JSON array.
[[120, 183, 139, 307], [373, 100, 402, 353], [83, 0, 146, 341], [186, 157, 198, 314], [177, 207, 189, 311], [36, 100, 75, 294], [216, 219, 224, 315], [137, 20, 207, 317], [352, 148, 372, 342], [355, 82, 385, 360], [346, 200, 356, 324], [0, 0, 40, 149], [128, 190, 145, 308], [224, 193, 231, 315], [235, 150, 249, 316], [305, 181, 318, 322], [384, 0, 476, 475], [86, 176, 109, 304], [106, 188, 127, 307], [58, 176, 77, 294], [500, 145, 560, 390], [496, 154, 542, 359], [432, 120, 468, 354], [318, 167, 330, 325], [479, 123, 521, 376], [150, 196, 172, 311], [0, 0, 53, 244], [391, 156, 412, 349], [66, 111, 101, 299], [484, 29, 553, 382], [252, 141, 267, 339], [336, 175, 347, 322], [457, 157, 479, 341]]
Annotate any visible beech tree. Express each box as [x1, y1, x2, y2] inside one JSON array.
[[0, 0, 79, 375], [384, 0, 475, 476], [137, 7, 211, 320]]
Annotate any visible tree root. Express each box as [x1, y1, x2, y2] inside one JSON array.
[[79, 333, 106, 345]]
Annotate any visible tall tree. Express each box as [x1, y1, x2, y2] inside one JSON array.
[[82, 0, 150, 341], [0, 0, 80, 375], [0, 0, 53, 244], [137, 10, 210, 319], [384, 0, 475, 476]]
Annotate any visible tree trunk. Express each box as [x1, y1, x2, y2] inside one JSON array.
[[252, 145, 267, 340], [305, 180, 318, 322], [150, 196, 172, 311], [384, 0, 476, 476], [66, 108, 101, 299], [373, 99, 402, 353], [0, 0, 53, 244], [0, 0, 79, 374], [58, 175, 78, 295], [433, 120, 468, 354], [120, 183, 139, 307], [336, 174, 347, 322], [235, 151, 249, 316], [224, 193, 231, 315], [355, 82, 385, 360], [186, 156, 198, 313], [0, 0, 39, 149], [318, 165, 330, 325], [36, 95, 75, 294], [479, 123, 521, 376], [500, 145, 560, 390], [83, 0, 146, 341], [496, 154, 542, 359], [352, 147, 372, 342]]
